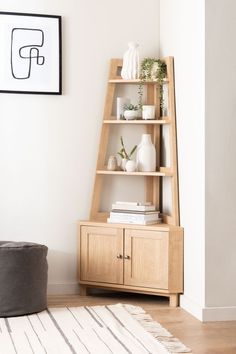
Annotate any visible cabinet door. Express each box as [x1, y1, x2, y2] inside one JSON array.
[[80, 226, 123, 284], [124, 229, 168, 289]]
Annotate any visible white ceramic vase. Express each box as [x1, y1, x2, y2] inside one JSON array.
[[125, 160, 136, 172], [121, 158, 128, 171], [136, 134, 156, 172], [121, 42, 140, 80]]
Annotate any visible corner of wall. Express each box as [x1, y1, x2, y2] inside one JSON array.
[[180, 294, 204, 321]]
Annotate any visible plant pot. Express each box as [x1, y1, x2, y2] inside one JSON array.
[[121, 158, 128, 171], [124, 110, 137, 120], [142, 105, 155, 120], [125, 160, 137, 172]]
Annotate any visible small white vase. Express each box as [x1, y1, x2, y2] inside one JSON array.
[[136, 134, 156, 172], [125, 160, 136, 172], [121, 158, 128, 171]]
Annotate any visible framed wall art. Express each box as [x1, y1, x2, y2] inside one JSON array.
[[0, 12, 62, 94]]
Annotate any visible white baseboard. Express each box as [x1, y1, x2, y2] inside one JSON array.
[[47, 282, 79, 295], [180, 294, 203, 321], [202, 306, 236, 322], [180, 295, 236, 322]]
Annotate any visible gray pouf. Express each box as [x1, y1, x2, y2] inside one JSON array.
[[0, 241, 48, 317]]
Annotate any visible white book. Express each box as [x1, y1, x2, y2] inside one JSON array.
[[115, 201, 139, 205], [107, 218, 162, 225], [111, 210, 160, 215], [115, 201, 152, 206], [112, 204, 156, 212], [110, 212, 160, 222]]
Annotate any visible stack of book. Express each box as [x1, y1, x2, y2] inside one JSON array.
[[107, 201, 162, 225]]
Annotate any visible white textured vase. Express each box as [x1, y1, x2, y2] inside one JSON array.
[[121, 158, 128, 171], [121, 42, 140, 80], [136, 134, 156, 172], [125, 159, 136, 172]]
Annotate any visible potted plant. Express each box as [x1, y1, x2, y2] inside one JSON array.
[[123, 103, 139, 120], [138, 58, 167, 112], [117, 136, 137, 171]]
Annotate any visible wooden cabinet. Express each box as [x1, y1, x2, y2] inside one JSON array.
[[80, 226, 123, 284], [124, 229, 168, 289], [78, 222, 183, 306]]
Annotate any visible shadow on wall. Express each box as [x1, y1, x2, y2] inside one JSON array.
[[47, 249, 79, 295]]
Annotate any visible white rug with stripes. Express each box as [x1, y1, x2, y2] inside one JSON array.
[[0, 303, 191, 354]]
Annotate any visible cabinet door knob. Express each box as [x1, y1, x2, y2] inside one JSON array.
[[117, 254, 123, 259], [124, 255, 130, 260]]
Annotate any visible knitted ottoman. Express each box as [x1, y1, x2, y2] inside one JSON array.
[[0, 241, 48, 317]]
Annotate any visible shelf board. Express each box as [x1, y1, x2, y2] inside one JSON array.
[[108, 78, 169, 84], [96, 168, 173, 177], [103, 117, 171, 125]]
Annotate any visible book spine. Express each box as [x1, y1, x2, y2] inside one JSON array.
[[107, 218, 161, 225], [115, 201, 138, 205], [109, 214, 161, 222], [111, 204, 156, 212]]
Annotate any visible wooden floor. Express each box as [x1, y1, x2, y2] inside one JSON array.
[[48, 292, 236, 354]]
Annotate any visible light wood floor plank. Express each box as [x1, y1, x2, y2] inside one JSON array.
[[47, 292, 236, 354]]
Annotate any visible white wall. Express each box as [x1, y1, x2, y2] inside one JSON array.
[[160, 0, 206, 319], [0, 0, 160, 294], [160, 0, 236, 321], [205, 0, 236, 320]]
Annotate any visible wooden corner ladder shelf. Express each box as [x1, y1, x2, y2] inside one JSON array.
[[78, 57, 183, 307]]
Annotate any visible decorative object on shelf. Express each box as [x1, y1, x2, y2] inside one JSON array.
[[116, 97, 130, 119], [125, 160, 137, 172], [123, 103, 139, 120], [121, 42, 140, 80], [107, 155, 118, 171], [138, 58, 167, 110], [121, 158, 128, 171], [142, 105, 155, 120], [136, 134, 156, 172], [117, 136, 137, 171], [0, 12, 62, 95]]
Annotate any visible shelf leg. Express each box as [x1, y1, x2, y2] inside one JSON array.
[[79, 285, 88, 296], [169, 294, 179, 307]]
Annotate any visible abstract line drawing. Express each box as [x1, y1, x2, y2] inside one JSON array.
[[0, 11, 61, 94], [11, 28, 45, 80]]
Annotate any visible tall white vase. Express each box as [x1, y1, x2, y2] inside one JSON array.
[[136, 134, 156, 172], [121, 42, 140, 80]]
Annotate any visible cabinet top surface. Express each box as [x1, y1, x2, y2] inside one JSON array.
[[78, 220, 183, 232]]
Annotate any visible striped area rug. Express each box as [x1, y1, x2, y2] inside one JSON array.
[[0, 303, 191, 354]]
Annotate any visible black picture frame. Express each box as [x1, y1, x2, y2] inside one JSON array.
[[0, 11, 62, 95]]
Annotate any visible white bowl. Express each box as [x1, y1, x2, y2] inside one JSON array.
[[124, 110, 137, 120]]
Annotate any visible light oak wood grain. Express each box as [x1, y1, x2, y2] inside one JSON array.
[[48, 294, 236, 354], [79, 223, 183, 306], [81, 58, 183, 308]]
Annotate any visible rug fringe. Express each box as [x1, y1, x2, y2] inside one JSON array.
[[123, 304, 192, 354]]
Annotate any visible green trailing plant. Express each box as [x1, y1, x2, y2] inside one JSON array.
[[138, 58, 167, 111], [117, 136, 137, 160]]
